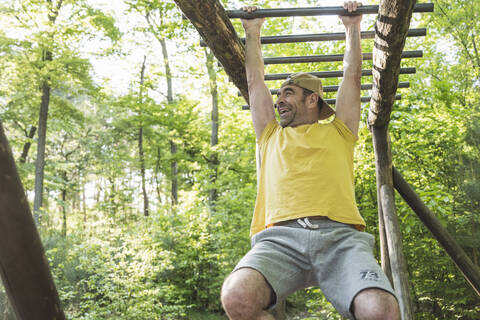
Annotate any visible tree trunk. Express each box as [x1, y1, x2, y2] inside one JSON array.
[[205, 48, 219, 209], [61, 186, 67, 237], [33, 0, 63, 223], [82, 177, 87, 223], [159, 39, 173, 103], [19, 126, 36, 163], [33, 78, 51, 223], [138, 55, 150, 216], [155, 147, 163, 205], [170, 140, 178, 205], [139, 127, 149, 216], [159, 38, 178, 206], [0, 120, 65, 320], [108, 176, 116, 216]]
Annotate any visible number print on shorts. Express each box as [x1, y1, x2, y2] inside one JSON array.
[[360, 270, 379, 281]]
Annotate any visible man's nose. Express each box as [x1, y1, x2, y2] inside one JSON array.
[[275, 95, 284, 107]]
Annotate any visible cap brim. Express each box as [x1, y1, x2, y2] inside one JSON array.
[[319, 99, 335, 120]]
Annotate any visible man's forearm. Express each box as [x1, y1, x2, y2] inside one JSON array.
[[343, 24, 362, 81], [244, 30, 265, 87]]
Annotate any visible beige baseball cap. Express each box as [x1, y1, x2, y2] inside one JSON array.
[[280, 72, 335, 120]]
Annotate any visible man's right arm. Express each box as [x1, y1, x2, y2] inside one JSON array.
[[242, 8, 276, 140]]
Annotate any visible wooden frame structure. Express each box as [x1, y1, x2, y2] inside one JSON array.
[[0, 122, 65, 319], [174, 0, 480, 319]]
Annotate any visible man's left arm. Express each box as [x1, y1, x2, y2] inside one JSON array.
[[336, 1, 363, 137]]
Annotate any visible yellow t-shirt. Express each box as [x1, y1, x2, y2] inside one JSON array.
[[250, 117, 366, 237]]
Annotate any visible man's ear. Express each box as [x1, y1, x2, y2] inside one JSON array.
[[308, 93, 320, 109]]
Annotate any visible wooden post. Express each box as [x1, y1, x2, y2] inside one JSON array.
[[371, 127, 414, 319], [368, 0, 420, 318], [377, 195, 394, 285], [392, 167, 480, 296], [0, 121, 65, 319]]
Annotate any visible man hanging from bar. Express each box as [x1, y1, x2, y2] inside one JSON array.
[[220, 2, 400, 319]]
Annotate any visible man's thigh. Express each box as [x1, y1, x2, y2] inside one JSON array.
[[232, 227, 311, 309], [310, 226, 396, 319]]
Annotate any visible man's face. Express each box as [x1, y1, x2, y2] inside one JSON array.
[[275, 85, 308, 128]]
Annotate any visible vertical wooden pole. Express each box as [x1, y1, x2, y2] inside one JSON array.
[[371, 126, 414, 319], [0, 121, 65, 320], [377, 197, 394, 285], [367, 0, 419, 317]]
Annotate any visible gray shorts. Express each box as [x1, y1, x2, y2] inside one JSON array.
[[233, 219, 396, 319]]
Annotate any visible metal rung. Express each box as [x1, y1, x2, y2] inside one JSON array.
[[327, 95, 401, 104], [227, 3, 433, 19], [264, 68, 416, 80], [237, 82, 410, 96], [241, 94, 402, 110], [201, 28, 426, 47], [273, 82, 409, 94], [263, 51, 422, 65]]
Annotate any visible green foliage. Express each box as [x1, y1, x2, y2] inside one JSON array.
[[43, 200, 234, 319]]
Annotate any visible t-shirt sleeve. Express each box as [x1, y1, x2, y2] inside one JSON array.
[[332, 117, 358, 145], [258, 120, 279, 149]]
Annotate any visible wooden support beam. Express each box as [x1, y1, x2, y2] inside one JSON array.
[[0, 121, 65, 320], [371, 126, 414, 319], [173, 0, 249, 102], [368, 0, 422, 318], [368, 2, 421, 127], [225, 3, 433, 19], [202, 28, 426, 46], [392, 166, 480, 296], [378, 192, 394, 285], [265, 67, 415, 80]]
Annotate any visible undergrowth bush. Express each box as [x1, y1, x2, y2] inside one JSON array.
[[42, 201, 241, 319]]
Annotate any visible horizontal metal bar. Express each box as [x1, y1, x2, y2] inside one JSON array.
[[326, 94, 401, 104], [258, 28, 425, 44], [263, 51, 422, 65], [228, 4, 433, 19], [201, 28, 426, 46], [272, 82, 409, 94], [264, 67, 416, 80], [242, 94, 402, 109], [237, 82, 410, 96]]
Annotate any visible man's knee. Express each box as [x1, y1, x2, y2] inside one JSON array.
[[351, 288, 400, 320], [221, 268, 273, 318]]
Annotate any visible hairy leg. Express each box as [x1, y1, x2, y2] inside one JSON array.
[[351, 288, 400, 320], [221, 268, 275, 320]]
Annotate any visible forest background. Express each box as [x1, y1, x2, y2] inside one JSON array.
[[0, 0, 479, 319]]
